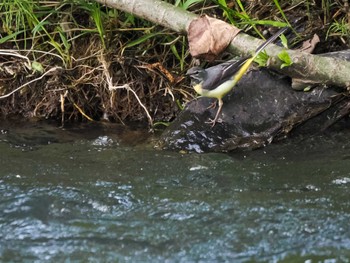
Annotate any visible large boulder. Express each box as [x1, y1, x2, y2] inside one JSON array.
[[158, 68, 343, 152]]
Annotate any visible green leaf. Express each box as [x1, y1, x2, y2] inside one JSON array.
[[272, 0, 291, 26], [278, 50, 292, 69], [239, 20, 288, 27], [186, 0, 204, 10], [213, 0, 236, 24], [280, 34, 288, 49], [31, 20, 50, 36], [254, 51, 269, 67], [178, 0, 204, 10], [170, 44, 181, 61], [58, 30, 71, 51], [31, 61, 44, 73], [176, 99, 184, 110], [217, 0, 228, 6], [153, 121, 170, 127], [303, 86, 312, 92], [0, 30, 25, 44]]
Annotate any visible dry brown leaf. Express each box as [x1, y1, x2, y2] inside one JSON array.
[[188, 15, 240, 61], [297, 34, 320, 53]]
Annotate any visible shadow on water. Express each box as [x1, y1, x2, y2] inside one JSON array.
[[1, 119, 350, 262]]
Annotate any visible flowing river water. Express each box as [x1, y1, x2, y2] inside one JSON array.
[[1, 120, 350, 262]]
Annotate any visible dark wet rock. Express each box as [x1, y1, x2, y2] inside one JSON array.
[[321, 49, 350, 61], [158, 69, 344, 153]]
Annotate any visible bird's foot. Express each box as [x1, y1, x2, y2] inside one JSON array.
[[205, 117, 223, 127]]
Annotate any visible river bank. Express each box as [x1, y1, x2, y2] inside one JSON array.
[[1, 1, 349, 126]]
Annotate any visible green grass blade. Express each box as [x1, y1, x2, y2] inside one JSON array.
[[124, 32, 163, 49], [272, 0, 290, 26], [0, 30, 25, 44]]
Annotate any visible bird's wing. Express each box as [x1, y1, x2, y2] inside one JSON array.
[[201, 57, 250, 90], [219, 57, 251, 80], [200, 27, 289, 91]]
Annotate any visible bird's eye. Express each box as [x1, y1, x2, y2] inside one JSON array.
[[186, 67, 202, 76], [190, 70, 200, 76]]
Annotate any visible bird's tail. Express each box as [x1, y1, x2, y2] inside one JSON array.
[[254, 26, 289, 58], [232, 26, 289, 84]]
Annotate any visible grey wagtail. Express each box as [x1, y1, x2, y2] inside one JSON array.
[[187, 27, 289, 127]]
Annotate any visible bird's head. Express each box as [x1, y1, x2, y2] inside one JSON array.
[[186, 67, 208, 95], [186, 67, 206, 85]]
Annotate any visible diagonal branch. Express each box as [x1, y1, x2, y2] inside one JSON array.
[[95, 0, 350, 88]]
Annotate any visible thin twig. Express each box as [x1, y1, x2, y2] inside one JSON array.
[[109, 83, 154, 126], [0, 67, 60, 99], [0, 50, 31, 68], [99, 53, 154, 126]]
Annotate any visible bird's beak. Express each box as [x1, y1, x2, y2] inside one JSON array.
[[185, 70, 193, 76]]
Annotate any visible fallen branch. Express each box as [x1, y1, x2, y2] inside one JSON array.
[[96, 0, 195, 33], [95, 0, 350, 88]]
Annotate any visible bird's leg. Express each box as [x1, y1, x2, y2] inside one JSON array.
[[206, 98, 223, 127], [206, 100, 217, 110]]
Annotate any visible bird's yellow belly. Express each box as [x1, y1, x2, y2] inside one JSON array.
[[203, 80, 236, 99]]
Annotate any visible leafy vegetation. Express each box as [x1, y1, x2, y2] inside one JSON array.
[[278, 50, 293, 69], [0, 0, 349, 125]]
